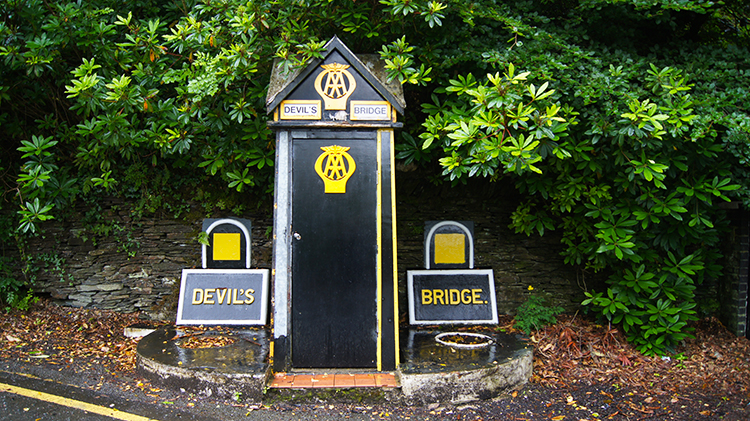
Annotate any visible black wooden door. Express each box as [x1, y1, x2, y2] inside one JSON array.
[[291, 131, 378, 368]]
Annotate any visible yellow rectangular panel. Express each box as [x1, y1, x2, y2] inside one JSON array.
[[213, 233, 241, 261], [434, 233, 466, 264]]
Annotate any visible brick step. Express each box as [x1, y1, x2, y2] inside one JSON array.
[[269, 372, 398, 389]]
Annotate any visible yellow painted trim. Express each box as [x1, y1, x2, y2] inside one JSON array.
[[0, 382, 159, 421], [376, 130, 383, 371], [389, 128, 400, 367]]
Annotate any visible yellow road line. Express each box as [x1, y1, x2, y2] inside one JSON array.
[[0, 382, 159, 421]]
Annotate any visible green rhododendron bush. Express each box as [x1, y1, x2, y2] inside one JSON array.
[[1, 0, 749, 354]]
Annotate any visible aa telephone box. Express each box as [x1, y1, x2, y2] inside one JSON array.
[[267, 36, 404, 372]]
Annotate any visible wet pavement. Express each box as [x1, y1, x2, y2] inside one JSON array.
[[3, 355, 748, 421], [137, 327, 270, 402], [0, 366, 215, 421], [136, 327, 532, 405], [1, 325, 534, 419], [137, 327, 269, 374], [400, 330, 532, 374]]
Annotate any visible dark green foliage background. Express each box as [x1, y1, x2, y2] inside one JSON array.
[[1, 0, 749, 354]]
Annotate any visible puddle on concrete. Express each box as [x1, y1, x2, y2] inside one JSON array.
[[137, 327, 269, 374], [400, 330, 531, 374], [435, 331, 493, 349]]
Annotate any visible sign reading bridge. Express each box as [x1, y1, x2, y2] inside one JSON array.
[[407, 269, 498, 325]]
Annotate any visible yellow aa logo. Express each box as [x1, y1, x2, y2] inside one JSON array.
[[314, 63, 357, 110], [323, 71, 347, 98], [314, 145, 356, 194]]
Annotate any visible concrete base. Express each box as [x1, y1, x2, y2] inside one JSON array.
[[136, 327, 270, 402], [398, 330, 533, 405], [136, 327, 532, 405]]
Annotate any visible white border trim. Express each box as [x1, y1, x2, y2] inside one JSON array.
[[202, 219, 252, 269], [407, 269, 498, 325], [424, 221, 474, 269], [272, 130, 291, 339], [176, 269, 270, 325]]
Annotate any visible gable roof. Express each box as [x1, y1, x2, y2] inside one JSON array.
[[266, 35, 405, 115]]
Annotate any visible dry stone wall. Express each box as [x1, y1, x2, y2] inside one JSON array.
[[395, 170, 588, 316], [21, 197, 273, 320], [7, 171, 743, 335], [717, 209, 748, 337], [18, 174, 589, 320]]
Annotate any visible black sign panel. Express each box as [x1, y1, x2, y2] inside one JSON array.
[[202, 218, 252, 269], [407, 269, 498, 325], [291, 131, 378, 368], [424, 220, 474, 269], [176, 269, 269, 325]]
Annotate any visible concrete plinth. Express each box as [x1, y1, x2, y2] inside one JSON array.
[[398, 330, 533, 405], [135, 327, 532, 405], [136, 327, 270, 402]]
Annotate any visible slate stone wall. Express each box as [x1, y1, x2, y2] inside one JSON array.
[[43, 171, 750, 326], [718, 209, 749, 337], [6, 170, 746, 334], [16, 197, 273, 320], [10, 173, 587, 320], [394, 170, 590, 316]]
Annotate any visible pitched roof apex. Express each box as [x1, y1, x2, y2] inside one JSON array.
[[266, 36, 405, 115]]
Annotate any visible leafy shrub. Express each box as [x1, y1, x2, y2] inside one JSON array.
[[514, 289, 565, 335], [0, 257, 37, 311], [1, 0, 749, 355]]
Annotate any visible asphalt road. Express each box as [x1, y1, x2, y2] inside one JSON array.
[[3, 358, 749, 420], [0, 386, 122, 421], [0, 365, 380, 421], [0, 371, 212, 421]]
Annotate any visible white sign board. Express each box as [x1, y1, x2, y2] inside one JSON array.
[[350, 101, 390, 121], [280, 100, 321, 120]]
